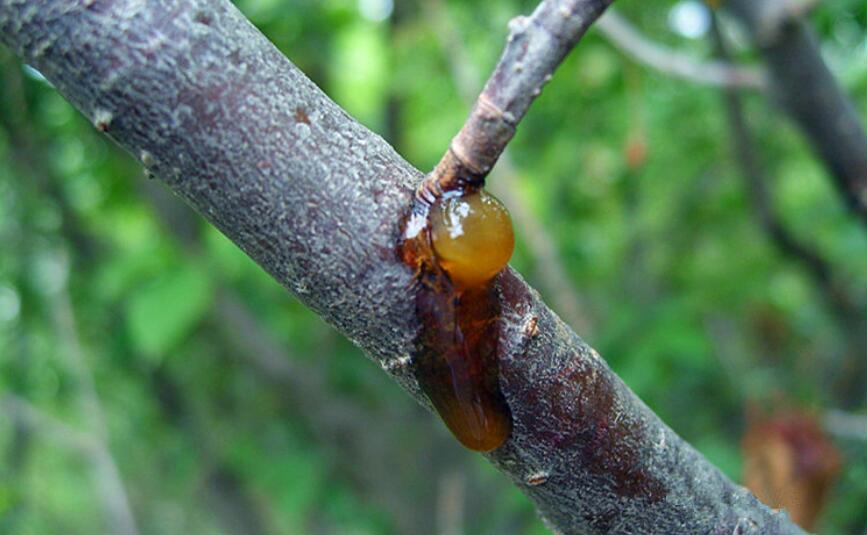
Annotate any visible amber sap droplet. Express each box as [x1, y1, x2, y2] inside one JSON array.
[[430, 190, 515, 288], [409, 188, 515, 452]]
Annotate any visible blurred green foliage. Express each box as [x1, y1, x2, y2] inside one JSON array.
[[1, 0, 867, 533]]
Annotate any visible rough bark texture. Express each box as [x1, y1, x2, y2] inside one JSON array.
[[0, 1, 805, 533], [725, 0, 867, 225]]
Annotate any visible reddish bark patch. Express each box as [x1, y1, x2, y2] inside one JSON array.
[[294, 107, 310, 124], [497, 270, 666, 503]]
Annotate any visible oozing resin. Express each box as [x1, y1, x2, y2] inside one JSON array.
[[401, 187, 514, 452], [430, 190, 515, 288]]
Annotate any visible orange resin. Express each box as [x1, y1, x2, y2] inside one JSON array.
[[430, 190, 515, 288], [402, 187, 514, 452]]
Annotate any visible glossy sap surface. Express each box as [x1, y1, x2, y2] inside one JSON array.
[[415, 283, 512, 451], [405, 187, 515, 452], [430, 190, 515, 288]]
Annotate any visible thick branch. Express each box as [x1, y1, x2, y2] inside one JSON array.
[[724, 0, 867, 225], [596, 10, 766, 90], [422, 0, 614, 195], [0, 1, 804, 533]]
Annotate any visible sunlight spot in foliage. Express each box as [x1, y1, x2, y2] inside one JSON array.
[[668, 1, 710, 39], [32, 248, 69, 296], [357, 0, 392, 22], [330, 22, 387, 129], [0, 285, 21, 323]]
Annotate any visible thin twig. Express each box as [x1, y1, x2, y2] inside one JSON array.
[[436, 471, 465, 535], [424, 0, 592, 334], [596, 10, 767, 90], [420, 0, 614, 197]]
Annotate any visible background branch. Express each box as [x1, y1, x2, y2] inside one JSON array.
[[2, 392, 139, 535], [824, 409, 867, 442], [49, 287, 140, 535], [724, 0, 867, 226], [2, 394, 99, 455], [596, 10, 766, 90]]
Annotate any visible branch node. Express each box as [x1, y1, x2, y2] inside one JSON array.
[[139, 150, 155, 168], [508, 15, 530, 36], [526, 470, 550, 486], [523, 315, 540, 338], [92, 108, 113, 131]]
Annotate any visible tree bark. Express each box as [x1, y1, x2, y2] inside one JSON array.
[[0, 1, 805, 532]]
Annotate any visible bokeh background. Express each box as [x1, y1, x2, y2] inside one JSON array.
[[2, 0, 867, 533]]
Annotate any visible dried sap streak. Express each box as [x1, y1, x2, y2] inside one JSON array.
[[401, 188, 515, 451]]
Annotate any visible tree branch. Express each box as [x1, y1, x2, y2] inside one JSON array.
[[0, 1, 804, 532], [421, 0, 614, 196], [596, 10, 767, 90], [424, 0, 593, 334], [2, 393, 138, 534], [711, 14, 867, 409], [739, 0, 821, 45], [723, 0, 867, 226]]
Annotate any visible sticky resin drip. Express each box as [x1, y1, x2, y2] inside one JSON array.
[[401, 187, 514, 451]]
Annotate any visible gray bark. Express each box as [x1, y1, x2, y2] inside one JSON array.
[[0, 0, 805, 533], [725, 0, 867, 226]]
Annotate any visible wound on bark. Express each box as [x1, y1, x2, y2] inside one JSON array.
[[400, 185, 514, 451]]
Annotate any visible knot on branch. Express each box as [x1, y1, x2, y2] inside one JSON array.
[[507, 15, 531, 39], [419, 94, 516, 199]]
